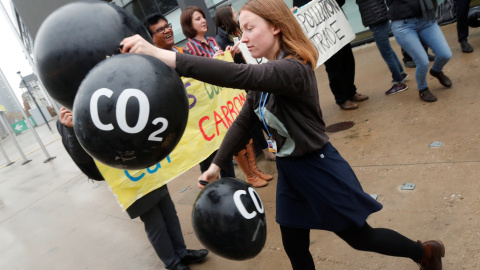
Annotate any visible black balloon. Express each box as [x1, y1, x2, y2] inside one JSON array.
[[192, 178, 267, 260], [72, 54, 188, 170], [34, 0, 153, 110], [469, 6, 480, 28]]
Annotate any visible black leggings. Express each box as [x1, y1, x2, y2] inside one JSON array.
[[280, 223, 423, 270]]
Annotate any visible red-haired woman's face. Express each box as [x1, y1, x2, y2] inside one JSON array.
[[239, 10, 280, 60], [192, 11, 207, 36]]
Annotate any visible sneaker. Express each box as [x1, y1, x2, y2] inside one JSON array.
[[392, 73, 409, 84], [404, 60, 416, 68], [349, 92, 369, 102], [419, 88, 437, 102], [339, 100, 358, 110], [429, 69, 452, 88], [386, 83, 408, 95], [460, 40, 473, 53]]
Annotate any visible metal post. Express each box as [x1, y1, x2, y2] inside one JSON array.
[[17, 71, 51, 131], [0, 69, 55, 163], [0, 141, 15, 166], [0, 112, 31, 165], [0, 0, 61, 116]]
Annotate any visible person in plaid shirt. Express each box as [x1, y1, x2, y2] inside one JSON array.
[[181, 6, 224, 58]]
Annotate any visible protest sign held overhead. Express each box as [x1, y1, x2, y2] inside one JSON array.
[[241, 0, 355, 68]]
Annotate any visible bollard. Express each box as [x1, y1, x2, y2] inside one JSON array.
[[0, 112, 31, 165], [0, 142, 15, 167]]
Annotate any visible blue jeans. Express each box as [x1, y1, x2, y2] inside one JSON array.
[[391, 18, 452, 90], [370, 21, 405, 83]]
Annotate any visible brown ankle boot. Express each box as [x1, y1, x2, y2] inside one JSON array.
[[234, 149, 268, 188], [415, 240, 445, 270], [245, 139, 273, 181]]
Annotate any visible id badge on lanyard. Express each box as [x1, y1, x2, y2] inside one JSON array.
[[259, 92, 277, 154], [259, 51, 284, 154]]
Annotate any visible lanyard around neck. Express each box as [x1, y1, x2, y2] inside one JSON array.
[[192, 38, 216, 56], [259, 51, 285, 138]]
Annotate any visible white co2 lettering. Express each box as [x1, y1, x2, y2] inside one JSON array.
[[233, 187, 265, 219], [90, 88, 168, 142]]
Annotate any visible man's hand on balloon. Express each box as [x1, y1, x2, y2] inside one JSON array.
[[198, 163, 221, 189], [59, 107, 73, 128]]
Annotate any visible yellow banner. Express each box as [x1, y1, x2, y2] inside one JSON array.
[[95, 52, 246, 210]]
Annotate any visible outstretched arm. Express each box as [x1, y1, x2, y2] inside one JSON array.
[[120, 35, 307, 96]]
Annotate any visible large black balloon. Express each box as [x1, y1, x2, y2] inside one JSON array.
[[34, 0, 153, 110], [72, 54, 188, 170], [469, 6, 480, 28], [192, 178, 267, 260]]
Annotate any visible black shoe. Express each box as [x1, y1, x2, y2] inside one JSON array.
[[429, 69, 452, 88], [181, 249, 209, 265], [170, 262, 191, 270], [404, 60, 416, 68], [428, 53, 435, 61], [419, 88, 437, 102], [460, 40, 473, 53]]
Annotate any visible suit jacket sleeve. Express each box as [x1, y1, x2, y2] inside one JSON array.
[[56, 120, 104, 180]]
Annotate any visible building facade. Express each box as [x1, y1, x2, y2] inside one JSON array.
[[19, 74, 51, 110], [12, 0, 480, 53]]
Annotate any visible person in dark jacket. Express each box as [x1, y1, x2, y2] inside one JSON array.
[[57, 109, 208, 270], [121, 1, 445, 269], [387, 0, 452, 102], [214, 4, 244, 64], [457, 0, 474, 52], [294, 0, 369, 110], [356, 0, 409, 95]]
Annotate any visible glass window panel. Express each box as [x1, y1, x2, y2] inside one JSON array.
[[342, 1, 368, 34], [204, 0, 225, 8], [165, 8, 186, 44], [124, 0, 179, 22]]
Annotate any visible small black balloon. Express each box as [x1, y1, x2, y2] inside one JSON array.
[[192, 178, 267, 260], [468, 6, 480, 28], [34, 0, 153, 110], [72, 54, 188, 170]]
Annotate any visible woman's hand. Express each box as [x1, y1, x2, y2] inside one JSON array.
[[120, 34, 177, 69], [212, 49, 225, 59], [120, 34, 158, 56], [198, 163, 221, 189], [59, 107, 73, 128], [226, 42, 241, 56]]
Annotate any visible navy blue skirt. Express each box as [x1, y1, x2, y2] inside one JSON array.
[[275, 142, 383, 231]]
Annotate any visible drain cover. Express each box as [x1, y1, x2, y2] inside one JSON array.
[[429, 141, 443, 148], [401, 183, 416, 190], [326, 121, 355, 133]]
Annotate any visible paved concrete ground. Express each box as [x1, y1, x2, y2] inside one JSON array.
[[1, 24, 479, 270]]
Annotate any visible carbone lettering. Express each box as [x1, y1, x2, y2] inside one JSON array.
[[199, 92, 246, 141]]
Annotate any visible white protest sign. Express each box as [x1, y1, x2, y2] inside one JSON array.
[[239, 0, 355, 68], [238, 43, 268, 65], [295, 0, 355, 68]]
